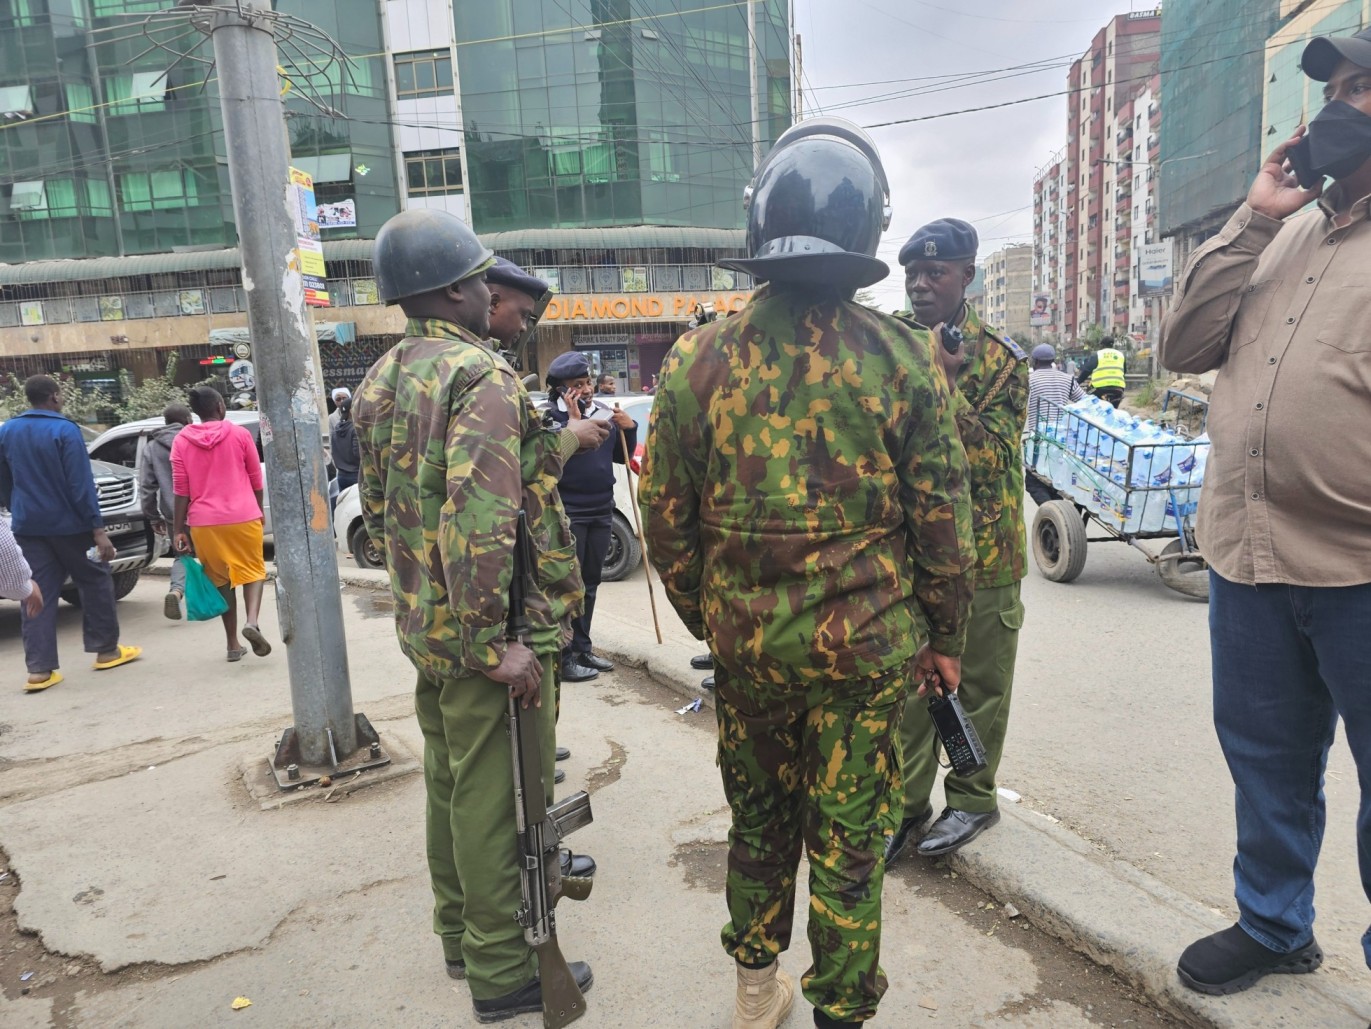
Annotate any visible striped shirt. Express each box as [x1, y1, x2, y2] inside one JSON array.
[[0, 518, 33, 600], [1027, 367, 1084, 433]]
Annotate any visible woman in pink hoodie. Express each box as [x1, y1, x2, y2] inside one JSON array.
[[170, 386, 271, 661]]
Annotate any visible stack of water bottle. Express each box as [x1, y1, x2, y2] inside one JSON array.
[[1031, 396, 1210, 534]]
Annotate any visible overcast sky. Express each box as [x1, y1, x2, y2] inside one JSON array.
[[796, 0, 1157, 311]]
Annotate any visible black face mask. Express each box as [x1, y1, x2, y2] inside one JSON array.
[[1288, 100, 1371, 188]]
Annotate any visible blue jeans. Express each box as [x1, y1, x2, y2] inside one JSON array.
[[1209, 571, 1371, 967]]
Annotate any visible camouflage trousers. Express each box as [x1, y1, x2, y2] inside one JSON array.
[[714, 665, 907, 1023]]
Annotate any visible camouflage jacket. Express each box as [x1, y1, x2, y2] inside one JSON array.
[[640, 285, 976, 685], [353, 318, 584, 678], [902, 305, 1028, 588]]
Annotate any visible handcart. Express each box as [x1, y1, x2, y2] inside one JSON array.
[[1023, 400, 1210, 601]]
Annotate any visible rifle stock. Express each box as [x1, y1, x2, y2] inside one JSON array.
[[507, 511, 592, 1028]]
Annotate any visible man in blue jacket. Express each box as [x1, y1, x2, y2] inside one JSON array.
[[545, 351, 637, 682], [0, 375, 141, 691]]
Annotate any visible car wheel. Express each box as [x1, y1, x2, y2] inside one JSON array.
[[350, 524, 385, 569], [600, 512, 642, 582], [112, 570, 141, 600]]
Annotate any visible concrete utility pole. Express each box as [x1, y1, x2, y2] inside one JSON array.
[[208, 0, 381, 784]]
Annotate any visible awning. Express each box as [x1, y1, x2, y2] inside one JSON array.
[[478, 226, 745, 251], [290, 153, 353, 184], [209, 322, 357, 345], [0, 241, 369, 285]]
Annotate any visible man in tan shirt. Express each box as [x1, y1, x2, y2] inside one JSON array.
[[1160, 26, 1371, 997]]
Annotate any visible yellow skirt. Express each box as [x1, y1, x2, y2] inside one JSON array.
[[190, 520, 266, 589]]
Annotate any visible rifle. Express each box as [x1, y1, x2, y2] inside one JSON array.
[[507, 510, 594, 1028]]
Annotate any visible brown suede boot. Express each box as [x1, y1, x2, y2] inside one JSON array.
[[733, 961, 795, 1029]]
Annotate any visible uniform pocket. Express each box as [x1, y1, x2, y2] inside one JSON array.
[[972, 489, 1003, 529], [1315, 285, 1371, 353], [535, 542, 580, 596], [998, 599, 1025, 632], [1229, 278, 1281, 351]]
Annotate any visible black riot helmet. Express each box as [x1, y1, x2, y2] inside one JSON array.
[[374, 208, 495, 305], [719, 117, 892, 289]]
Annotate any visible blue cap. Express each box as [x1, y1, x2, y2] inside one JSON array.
[[546, 351, 591, 382], [898, 218, 979, 266], [1031, 344, 1056, 362], [485, 257, 550, 298]]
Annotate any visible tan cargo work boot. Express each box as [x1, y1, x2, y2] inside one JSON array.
[[733, 961, 795, 1029]]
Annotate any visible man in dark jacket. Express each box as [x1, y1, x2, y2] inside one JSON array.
[[329, 396, 361, 500], [140, 403, 192, 618], [0, 375, 142, 691], [545, 350, 636, 682]]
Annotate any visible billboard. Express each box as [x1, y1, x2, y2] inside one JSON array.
[[1030, 293, 1051, 327], [1139, 241, 1174, 297], [317, 199, 356, 229]]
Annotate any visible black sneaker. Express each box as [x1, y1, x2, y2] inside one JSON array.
[[1177, 924, 1323, 996], [472, 961, 594, 1023]]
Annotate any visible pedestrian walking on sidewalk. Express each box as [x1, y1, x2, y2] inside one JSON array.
[[353, 209, 605, 1022], [888, 218, 1029, 865], [0, 374, 141, 691], [642, 118, 975, 1029], [328, 396, 361, 499], [170, 386, 271, 662], [139, 403, 192, 618], [1160, 25, 1371, 998]]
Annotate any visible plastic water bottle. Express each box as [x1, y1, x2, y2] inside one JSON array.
[[86, 546, 102, 563]]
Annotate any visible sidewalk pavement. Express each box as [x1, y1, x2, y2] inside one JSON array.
[[3, 574, 1162, 1028], [483, 555, 1369, 1029]]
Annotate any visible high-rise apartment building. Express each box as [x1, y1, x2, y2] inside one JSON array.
[[1062, 11, 1161, 341], [982, 244, 1033, 340], [1031, 146, 1069, 340]]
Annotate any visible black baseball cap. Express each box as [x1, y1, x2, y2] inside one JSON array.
[[1301, 26, 1371, 82]]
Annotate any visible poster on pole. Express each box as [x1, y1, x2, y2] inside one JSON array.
[[289, 167, 330, 307], [1029, 293, 1051, 327], [1139, 240, 1174, 297]]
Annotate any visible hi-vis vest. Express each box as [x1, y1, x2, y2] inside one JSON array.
[[1091, 347, 1126, 390]]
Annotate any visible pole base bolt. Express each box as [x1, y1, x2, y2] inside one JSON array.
[[369, 742, 381, 759], [286, 763, 300, 781]]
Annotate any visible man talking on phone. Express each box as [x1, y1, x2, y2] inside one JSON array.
[[544, 351, 637, 683]]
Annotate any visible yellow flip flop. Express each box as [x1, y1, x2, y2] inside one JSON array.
[[92, 644, 143, 671], [23, 671, 63, 693]]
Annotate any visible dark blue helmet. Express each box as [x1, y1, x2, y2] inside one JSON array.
[[719, 117, 892, 290]]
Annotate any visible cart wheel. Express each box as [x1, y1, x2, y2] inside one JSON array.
[[1032, 500, 1088, 583], [1156, 539, 1210, 601]]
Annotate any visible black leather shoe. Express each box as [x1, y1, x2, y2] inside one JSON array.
[[579, 652, 614, 671], [559, 849, 597, 878], [560, 657, 599, 682], [445, 958, 466, 980], [553, 769, 566, 784], [1178, 924, 1323, 996], [883, 804, 934, 865], [700, 675, 715, 690], [915, 807, 1000, 857], [690, 653, 713, 670], [472, 961, 594, 1023], [556, 746, 571, 762]]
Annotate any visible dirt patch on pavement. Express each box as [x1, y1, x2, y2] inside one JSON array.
[[585, 738, 628, 793], [671, 841, 728, 893], [890, 856, 1179, 1028]]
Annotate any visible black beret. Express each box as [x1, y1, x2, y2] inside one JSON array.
[[898, 218, 979, 266], [485, 257, 550, 298], [547, 351, 591, 381]]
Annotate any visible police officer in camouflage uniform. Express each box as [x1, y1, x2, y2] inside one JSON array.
[[886, 218, 1029, 864], [352, 210, 606, 1023], [641, 119, 976, 1029]]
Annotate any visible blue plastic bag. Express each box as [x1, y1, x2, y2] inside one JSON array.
[[179, 555, 228, 621]]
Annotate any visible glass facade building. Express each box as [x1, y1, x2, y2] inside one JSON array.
[[0, 0, 399, 263], [454, 0, 792, 232]]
